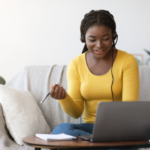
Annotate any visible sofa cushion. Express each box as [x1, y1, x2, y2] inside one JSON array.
[[0, 85, 51, 145], [6, 66, 83, 131], [139, 66, 150, 101]]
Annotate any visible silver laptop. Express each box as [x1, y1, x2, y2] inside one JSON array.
[[79, 101, 150, 142]]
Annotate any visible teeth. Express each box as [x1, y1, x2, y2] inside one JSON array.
[[96, 50, 102, 52]]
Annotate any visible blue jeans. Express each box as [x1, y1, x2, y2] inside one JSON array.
[[52, 123, 93, 136], [52, 123, 137, 150]]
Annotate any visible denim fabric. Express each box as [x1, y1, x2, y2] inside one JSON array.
[[52, 123, 94, 136], [52, 123, 137, 150]]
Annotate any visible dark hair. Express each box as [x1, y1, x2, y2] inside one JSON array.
[[80, 10, 118, 53]]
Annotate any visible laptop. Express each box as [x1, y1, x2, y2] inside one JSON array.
[[79, 101, 150, 142]]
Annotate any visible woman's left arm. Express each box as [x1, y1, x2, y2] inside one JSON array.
[[122, 55, 140, 101]]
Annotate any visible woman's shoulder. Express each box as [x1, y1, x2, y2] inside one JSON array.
[[117, 49, 138, 67], [68, 52, 85, 66], [118, 49, 133, 57], [117, 49, 136, 61]]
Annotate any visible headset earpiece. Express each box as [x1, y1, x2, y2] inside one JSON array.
[[113, 32, 117, 39], [112, 31, 118, 49], [80, 34, 85, 43]]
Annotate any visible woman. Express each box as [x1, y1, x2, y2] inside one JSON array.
[[50, 9, 139, 142]]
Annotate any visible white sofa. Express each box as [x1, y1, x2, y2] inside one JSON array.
[[0, 65, 150, 150]]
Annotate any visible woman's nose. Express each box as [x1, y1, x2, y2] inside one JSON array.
[[96, 40, 103, 47]]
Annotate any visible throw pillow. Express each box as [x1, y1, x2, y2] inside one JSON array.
[[0, 85, 51, 145]]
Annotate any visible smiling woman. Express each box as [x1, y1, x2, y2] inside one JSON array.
[[51, 9, 139, 150], [86, 25, 112, 56]]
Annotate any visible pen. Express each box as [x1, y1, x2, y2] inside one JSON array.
[[40, 83, 59, 104]]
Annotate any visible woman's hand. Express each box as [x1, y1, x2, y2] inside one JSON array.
[[50, 83, 67, 99]]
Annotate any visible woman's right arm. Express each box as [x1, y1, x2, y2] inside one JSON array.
[[51, 60, 84, 119]]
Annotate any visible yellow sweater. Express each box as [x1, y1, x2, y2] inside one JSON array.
[[59, 49, 140, 124]]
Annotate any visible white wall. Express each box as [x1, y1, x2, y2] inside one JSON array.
[[0, 0, 150, 82]]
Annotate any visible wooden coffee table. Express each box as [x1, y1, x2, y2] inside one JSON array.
[[23, 136, 150, 150]]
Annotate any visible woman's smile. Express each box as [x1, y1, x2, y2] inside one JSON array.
[[94, 49, 105, 55]]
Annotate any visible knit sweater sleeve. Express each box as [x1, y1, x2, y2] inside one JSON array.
[[58, 60, 84, 118], [122, 55, 140, 101]]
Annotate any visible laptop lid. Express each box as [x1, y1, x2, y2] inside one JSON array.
[[92, 101, 150, 142]]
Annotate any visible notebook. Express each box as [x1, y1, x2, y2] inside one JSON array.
[[36, 133, 77, 141]]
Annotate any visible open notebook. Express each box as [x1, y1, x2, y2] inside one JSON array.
[[36, 133, 77, 141]]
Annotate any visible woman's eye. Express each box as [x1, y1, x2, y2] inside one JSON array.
[[103, 38, 109, 41], [89, 38, 109, 42], [89, 39, 95, 42]]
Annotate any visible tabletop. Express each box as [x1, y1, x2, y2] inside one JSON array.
[[23, 136, 150, 150]]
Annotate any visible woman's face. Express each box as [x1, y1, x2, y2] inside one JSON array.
[[85, 24, 113, 59]]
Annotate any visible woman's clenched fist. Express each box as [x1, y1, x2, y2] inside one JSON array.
[[50, 83, 67, 99]]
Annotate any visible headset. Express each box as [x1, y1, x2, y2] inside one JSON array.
[[80, 10, 118, 102]]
